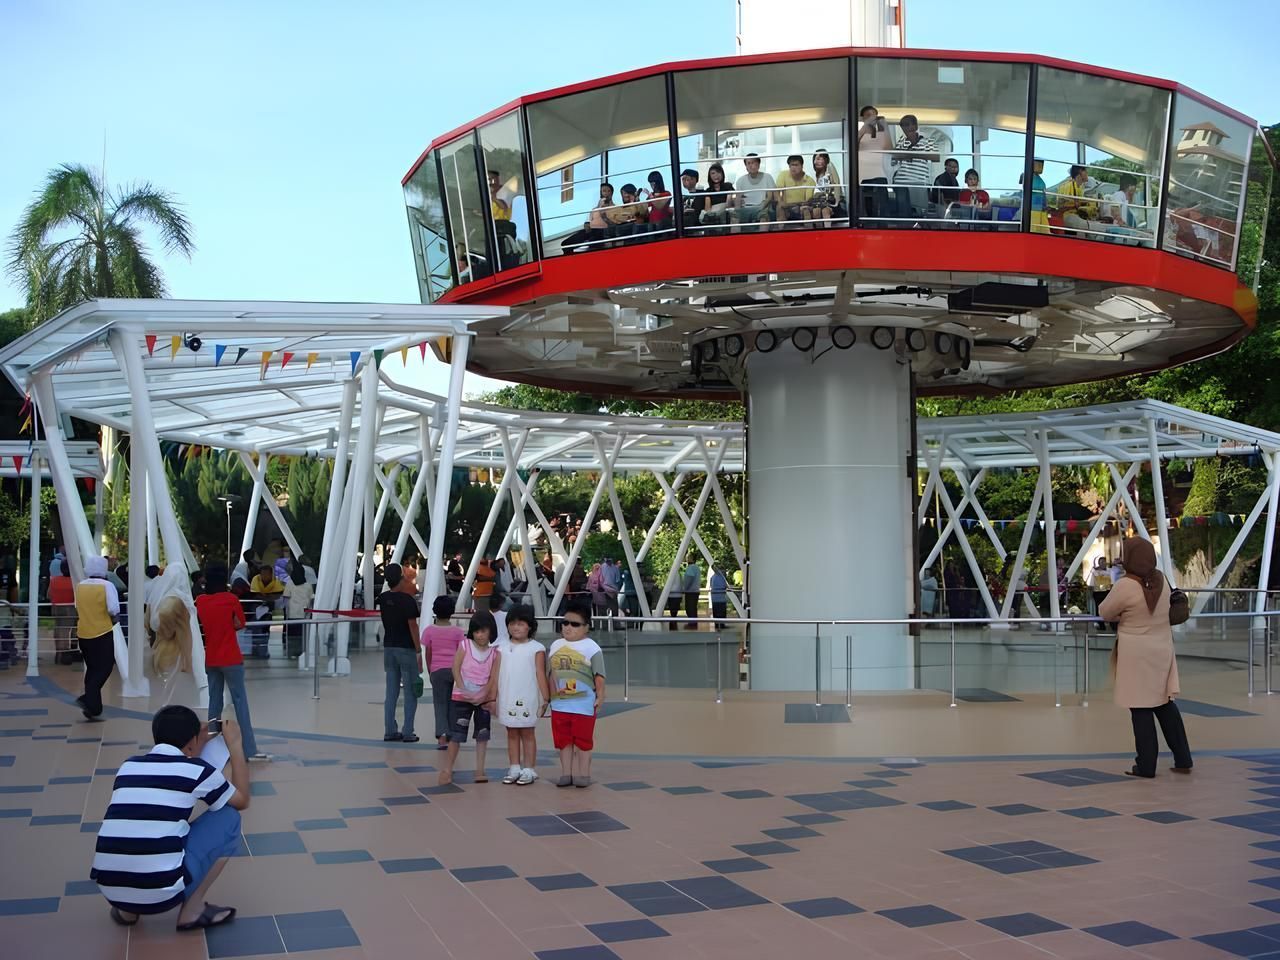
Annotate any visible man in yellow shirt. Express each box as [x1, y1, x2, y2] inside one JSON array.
[[248, 565, 284, 659], [1055, 164, 1100, 236], [775, 155, 817, 226]]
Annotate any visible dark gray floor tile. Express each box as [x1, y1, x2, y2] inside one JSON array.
[[1059, 806, 1118, 819], [782, 703, 851, 724], [205, 914, 286, 958], [662, 786, 711, 795], [1084, 921, 1177, 946], [295, 818, 347, 831], [380, 795, 429, 806], [419, 783, 464, 796], [31, 814, 79, 826], [510, 815, 579, 837], [394, 764, 437, 773], [845, 779, 894, 788], [313, 849, 374, 864], [784, 897, 864, 919], [723, 789, 773, 799], [733, 841, 798, 856], [919, 801, 974, 811], [954, 688, 1020, 702], [989, 803, 1046, 816], [1193, 929, 1279, 955], [763, 826, 820, 840], [1135, 810, 1195, 824], [451, 865, 518, 882], [702, 857, 770, 874], [380, 857, 443, 874], [0, 808, 33, 818], [63, 880, 99, 896], [275, 909, 360, 952], [244, 831, 306, 856], [586, 918, 669, 943], [338, 806, 389, 818], [249, 782, 277, 797], [785, 813, 842, 825], [535, 947, 622, 960], [980, 913, 1070, 937], [1176, 698, 1257, 717], [877, 904, 965, 927], [528, 873, 597, 891], [991, 841, 1056, 855], [48, 776, 92, 785], [0, 898, 59, 916], [603, 781, 651, 791], [667, 875, 769, 909]]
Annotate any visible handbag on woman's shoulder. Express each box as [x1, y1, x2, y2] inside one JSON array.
[[1168, 588, 1190, 626]]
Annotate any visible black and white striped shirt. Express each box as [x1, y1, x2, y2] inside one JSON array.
[[90, 744, 235, 913]]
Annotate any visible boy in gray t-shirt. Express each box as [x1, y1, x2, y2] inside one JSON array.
[[732, 154, 776, 227]]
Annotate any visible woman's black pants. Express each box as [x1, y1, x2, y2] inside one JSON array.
[[79, 632, 115, 717], [1130, 700, 1192, 776]]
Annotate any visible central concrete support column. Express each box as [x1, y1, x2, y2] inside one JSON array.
[[745, 334, 917, 690]]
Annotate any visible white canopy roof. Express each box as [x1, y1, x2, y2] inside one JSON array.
[[1, 300, 1275, 475]]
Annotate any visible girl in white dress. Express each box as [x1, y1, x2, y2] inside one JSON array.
[[498, 605, 549, 785]]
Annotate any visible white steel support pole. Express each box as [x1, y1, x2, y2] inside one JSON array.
[[93, 478, 105, 552], [422, 333, 471, 605], [125, 430, 151, 696], [1256, 452, 1280, 616], [548, 436, 623, 614], [1036, 430, 1061, 623], [702, 445, 746, 573], [1109, 463, 1152, 541], [111, 332, 207, 702], [927, 447, 999, 620], [145, 480, 159, 565], [457, 430, 529, 606], [372, 464, 403, 547], [235, 453, 304, 559], [1191, 475, 1272, 617], [30, 372, 93, 583], [493, 471, 544, 565], [26, 456, 42, 676], [651, 468, 738, 613], [391, 418, 431, 563], [374, 468, 433, 561], [1001, 484, 1043, 620], [239, 464, 264, 560], [637, 473, 688, 563], [313, 378, 358, 617], [498, 440, 543, 618], [597, 434, 653, 619], [510, 470, 567, 563], [1065, 462, 1140, 580], [333, 360, 380, 673], [651, 444, 727, 618], [1145, 417, 1176, 584], [362, 471, 377, 612]]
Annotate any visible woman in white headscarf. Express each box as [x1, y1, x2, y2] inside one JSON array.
[[74, 556, 119, 720]]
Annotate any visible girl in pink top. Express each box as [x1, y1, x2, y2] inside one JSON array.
[[438, 611, 500, 786], [421, 595, 467, 749]]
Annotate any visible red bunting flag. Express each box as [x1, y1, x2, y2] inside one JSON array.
[[418, 342, 428, 360], [281, 352, 294, 370], [18, 394, 30, 416], [145, 334, 157, 356], [12, 455, 23, 473]]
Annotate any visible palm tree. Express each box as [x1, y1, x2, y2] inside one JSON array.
[[6, 163, 194, 323]]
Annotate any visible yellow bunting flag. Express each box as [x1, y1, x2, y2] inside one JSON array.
[[259, 351, 272, 380], [306, 351, 319, 371], [400, 346, 408, 366], [170, 335, 181, 359]]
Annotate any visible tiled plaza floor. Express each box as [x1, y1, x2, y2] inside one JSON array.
[[4, 661, 1280, 958]]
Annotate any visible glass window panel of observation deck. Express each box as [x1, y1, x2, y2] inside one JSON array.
[[673, 57, 848, 235], [439, 134, 495, 286], [1237, 128, 1275, 291], [479, 111, 535, 271], [527, 75, 671, 258], [1034, 67, 1169, 249], [855, 58, 1030, 231], [1165, 93, 1254, 270], [403, 151, 454, 302]]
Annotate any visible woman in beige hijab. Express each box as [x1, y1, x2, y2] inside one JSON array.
[[1099, 538, 1193, 778]]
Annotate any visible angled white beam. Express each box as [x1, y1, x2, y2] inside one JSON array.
[[374, 461, 433, 562], [458, 430, 529, 606], [1108, 462, 1152, 541], [1191, 468, 1272, 617], [638, 472, 688, 563], [392, 417, 431, 564], [1001, 483, 1043, 620], [1036, 429, 1061, 622], [595, 433, 652, 619], [422, 333, 471, 604], [1065, 462, 1141, 580], [1146, 417, 1176, 585], [548, 435, 622, 614], [925, 444, 999, 620], [236, 452, 304, 560], [497, 429, 546, 618], [702, 444, 746, 573], [25, 456, 41, 676], [1255, 452, 1279, 617], [30, 372, 93, 582]]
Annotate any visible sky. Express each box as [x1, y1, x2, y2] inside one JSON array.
[[1, 0, 1275, 395]]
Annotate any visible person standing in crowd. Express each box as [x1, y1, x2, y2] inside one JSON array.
[[1088, 556, 1114, 631], [421, 595, 465, 749], [857, 105, 892, 219], [665, 566, 683, 631], [601, 557, 622, 619], [587, 562, 604, 614], [248, 565, 283, 659], [920, 567, 939, 618], [1099, 538, 1192, 778], [682, 558, 702, 629], [890, 114, 938, 221], [492, 557, 512, 611], [152, 596, 196, 707], [49, 544, 66, 578], [283, 559, 313, 659], [49, 558, 77, 660], [472, 556, 496, 612], [230, 550, 255, 588], [195, 567, 268, 762], [498, 604, 548, 785], [548, 599, 606, 788], [446, 553, 465, 594], [438, 611, 500, 785], [75, 556, 119, 721], [709, 564, 729, 630], [1029, 157, 1050, 233], [91, 705, 249, 930], [378, 563, 421, 743], [1109, 554, 1126, 592]]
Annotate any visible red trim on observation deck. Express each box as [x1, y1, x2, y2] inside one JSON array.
[[402, 47, 1259, 185]]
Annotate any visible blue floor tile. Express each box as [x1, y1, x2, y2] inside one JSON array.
[[944, 845, 1017, 863], [1084, 921, 1178, 946], [0, 898, 59, 916], [733, 841, 798, 857], [786, 813, 843, 825], [787, 789, 902, 812], [528, 873, 597, 891], [1176, 698, 1257, 717], [338, 806, 389, 818], [346, 762, 387, 770], [983, 857, 1046, 874], [783, 703, 850, 723], [244, 831, 306, 856], [80, 820, 101, 832], [608, 882, 707, 917], [510, 815, 579, 837], [93, 768, 116, 777], [535, 947, 622, 960], [1254, 877, 1280, 891], [919, 800, 974, 811], [0, 755, 12, 766], [48, 776, 92, 785], [1257, 842, 1280, 852], [379, 857, 443, 874], [586, 919, 669, 943], [877, 904, 964, 927], [559, 811, 627, 834], [0, 808, 32, 818], [1026, 851, 1097, 868], [1136, 810, 1195, 824], [451, 865, 518, 882], [66, 737, 101, 744], [276, 908, 360, 952], [763, 826, 820, 840], [702, 857, 770, 874], [989, 803, 1046, 816], [980, 913, 1070, 937], [604, 781, 651, 791], [1194, 929, 1280, 956], [64, 880, 99, 896], [380, 795, 429, 806], [845, 779, 895, 788], [0, 785, 43, 794], [1257, 899, 1280, 914], [1258, 858, 1280, 870], [1059, 806, 1119, 819], [205, 914, 285, 958], [0, 730, 36, 738], [295, 818, 347, 831], [784, 897, 863, 919], [393, 764, 436, 773], [992, 841, 1057, 855], [31, 814, 80, 826], [663, 786, 711, 795], [249, 782, 277, 797], [724, 789, 773, 799], [313, 850, 373, 864], [667, 875, 769, 910]]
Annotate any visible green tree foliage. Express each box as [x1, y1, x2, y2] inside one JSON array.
[[6, 164, 194, 323], [285, 458, 332, 560], [167, 450, 254, 563]]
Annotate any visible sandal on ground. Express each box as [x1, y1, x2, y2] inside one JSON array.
[[556, 775, 574, 788], [574, 776, 593, 788], [473, 773, 489, 784], [109, 907, 138, 926], [502, 765, 521, 784], [177, 903, 236, 931]]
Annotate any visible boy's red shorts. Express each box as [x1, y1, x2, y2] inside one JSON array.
[[551, 710, 596, 751]]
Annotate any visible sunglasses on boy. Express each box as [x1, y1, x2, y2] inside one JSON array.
[[560, 619, 588, 629]]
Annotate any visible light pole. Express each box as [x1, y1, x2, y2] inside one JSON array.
[[217, 494, 241, 569]]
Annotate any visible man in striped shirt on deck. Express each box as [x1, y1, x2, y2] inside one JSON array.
[[91, 705, 250, 930]]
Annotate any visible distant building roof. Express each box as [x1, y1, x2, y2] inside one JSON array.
[[1180, 121, 1231, 138]]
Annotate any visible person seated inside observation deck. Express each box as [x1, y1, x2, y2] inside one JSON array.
[[560, 182, 615, 254], [947, 168, 992, 227], [804, 149, 843, 227], [1052, 164, 1102, 236], [679, 168, 703, 229], [605, 183, 648, 241], [775, 155, 817, 226], [729, 154, 774, 230], [643, 171, 673, 237], [930, 158, 961, 215], [1104, 173, 1147, 245], [697, 163, 732, 231]]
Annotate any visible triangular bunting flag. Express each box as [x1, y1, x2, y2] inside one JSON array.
[[259, 351, 272, 380], [13, 455, 23, 473], [350, 351, 360, 376], [145, 334, 157, 356], [306, 351, 319, 371], [235, 347, 248, 365], [170, 335, 181, 359], [418, 342, 428, 361], [373, 348, 384, 368], [83, 477, 94, 492], [281, 351, 294, 370], [400, 346, 408, 366], [18, 394, 30, 416], [214, 344, 227, 366], [20, 414, 31, 433]]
